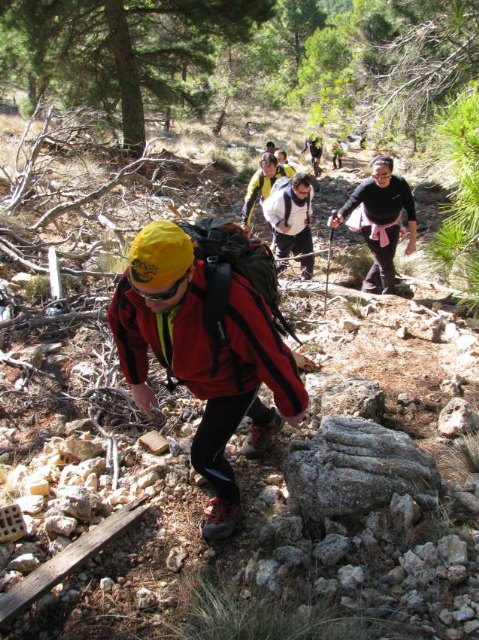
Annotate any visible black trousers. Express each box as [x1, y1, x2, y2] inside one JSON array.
[[190, 390, 276, 505], [274, 226, 314, 279], [311, 152, 322, 176], [362, 224, 400, 294]]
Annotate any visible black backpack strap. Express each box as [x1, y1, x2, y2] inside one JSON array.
[[258, 172, 264, 193], [203, 258, 245, 390], [283, 192, 292, 227], [271, 301, 303, 346], [204, 257, 232, 377]]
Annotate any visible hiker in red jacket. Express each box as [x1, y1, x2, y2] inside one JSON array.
[[108, 220, 308, 542]]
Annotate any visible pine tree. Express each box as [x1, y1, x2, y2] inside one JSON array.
[[0, 0, 275, 155], [427, 84, 479, 314]]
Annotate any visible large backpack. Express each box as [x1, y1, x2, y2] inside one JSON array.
[[269, 177, 311, 227], [178, 217, 302, 384]]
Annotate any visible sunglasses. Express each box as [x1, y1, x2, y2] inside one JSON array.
[[129, 270, 189, 301]]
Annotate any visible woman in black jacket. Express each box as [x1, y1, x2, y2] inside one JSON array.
[[327, 155, 417, 295]]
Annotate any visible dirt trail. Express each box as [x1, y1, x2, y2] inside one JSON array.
[[2, 142, 478, 640]]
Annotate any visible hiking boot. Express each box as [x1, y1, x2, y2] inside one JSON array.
[[395, 284, 414, 299], [361, 280, 379, 293], [301, 269, 313, 281], [200, 497, 241, 541], [242, 412, 285, 460]]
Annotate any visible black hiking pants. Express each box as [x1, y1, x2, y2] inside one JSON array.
[[311, 150, 322, 177], [274, 226, 314, 279], [362, 224, 400, 294], [190, 390, 276, 505]]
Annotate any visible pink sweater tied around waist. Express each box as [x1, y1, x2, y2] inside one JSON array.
[[345, 203, 406, 247]]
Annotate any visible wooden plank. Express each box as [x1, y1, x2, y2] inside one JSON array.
[[0, 497, 151, 629], [48, 246, 63, 300]]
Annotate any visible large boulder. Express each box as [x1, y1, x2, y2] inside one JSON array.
[[284, 416, 441, 521]]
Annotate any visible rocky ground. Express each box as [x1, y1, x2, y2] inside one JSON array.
[[1, 133, 479, 640]]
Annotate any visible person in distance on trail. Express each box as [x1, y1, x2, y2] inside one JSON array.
[[331, 140, 345, 169], [265, 140, 276, 154], [241, 152, 295, 227], [301, 135, 323, 177], [275, 148, 289, 165], [108, 220, 308, 542], [263, 173, 315, 281], [327, 154, 417, 295]]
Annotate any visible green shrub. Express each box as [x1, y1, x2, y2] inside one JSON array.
[[24, 275, 51, 303]]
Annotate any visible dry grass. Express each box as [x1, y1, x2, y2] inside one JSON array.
[[0, 465, 27, 504], [165, 571, 422, 640], [144, 105, 311, 175], [333, 244, 373, 286], [0, 113, 27, 139], [439, 433, 479, 483], [395, 244, 438, 281]]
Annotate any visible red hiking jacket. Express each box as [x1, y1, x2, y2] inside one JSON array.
[[108, 261, 308, 418]]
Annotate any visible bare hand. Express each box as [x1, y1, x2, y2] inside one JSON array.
[[327, 215, 341, 228], [276, 221, 289, 234], [130, 383, 159, 417], [404, 240, 417, 256], [284, 410, 308, 428]]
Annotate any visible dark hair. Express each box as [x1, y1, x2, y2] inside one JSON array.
[[260, 152, 278, 166], [275, 148, 287, 161], [266, 141, 276, 149], [370, 154, 393, 171], [292, 173, 312, 188]]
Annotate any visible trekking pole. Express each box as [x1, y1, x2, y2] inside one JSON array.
[[323, 209, 337, 315]]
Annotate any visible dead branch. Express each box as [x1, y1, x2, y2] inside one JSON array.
[[0, 307, 108, 331], [29, 156, 179, 231], [96, 212, 126, 246], [5, 106, 54, 213], [89, 408, 120, 491], [0, 228, 105, 261], [0, 238, 49, 274], [0, 227, 37, 247], [370, 14, 478, 129], [0, 237, 114, 279], [0, 352, 56, 379], [277, 249, 329, 263], [82, 386, 133, 405]]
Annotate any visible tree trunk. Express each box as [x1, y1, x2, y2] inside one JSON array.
[[104, 0, 146, 157], [212, 109, 226, 136], [294, 31, 301, 73], [164, 105, 171, 133]]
